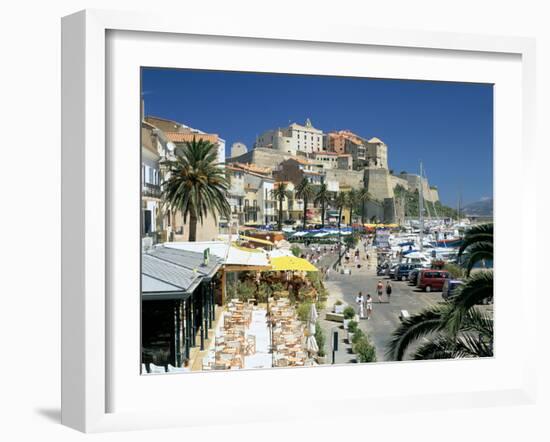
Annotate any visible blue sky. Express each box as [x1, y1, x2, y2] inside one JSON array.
[[141, 68, 493, 207]]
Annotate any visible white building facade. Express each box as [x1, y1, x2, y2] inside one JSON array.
[[255, 118, 324, 156]]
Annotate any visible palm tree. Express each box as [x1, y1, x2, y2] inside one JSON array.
[[357, 188, 372, 224], [272, 182, 291, 231], [347, 189, 358, 228], [386, 223, 494, 361], [334, 192, 348, 232], [333, 192, 348, 266], [295, 178, 315, 230], [162, 138, 230, 242], [314, 182, 330, 228]]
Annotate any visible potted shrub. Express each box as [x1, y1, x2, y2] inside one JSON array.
[[343, 306, 355, 330], [351, 328, 365, 349], [353, 335, 377, 363], [347, 320, 358, 343], [314, 322, 327, 364], [296, 302, 312, 323], [334, 299, 344, 314]]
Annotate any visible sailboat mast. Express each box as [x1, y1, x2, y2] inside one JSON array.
[[419, 162, 424, 252]]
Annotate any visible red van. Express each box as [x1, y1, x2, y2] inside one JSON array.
[[417, 269, 450, 292]]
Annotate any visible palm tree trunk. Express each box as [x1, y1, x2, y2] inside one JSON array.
[[189, 214, 198, 242], [321, 203, 325, 228], [361, 202, 365, 224], [303, 197, 307, 230], [278, 197, 283, 230]]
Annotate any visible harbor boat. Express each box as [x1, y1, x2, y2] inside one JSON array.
[[435, 238, 463, 248]]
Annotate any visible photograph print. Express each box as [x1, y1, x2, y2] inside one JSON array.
[[140, 68, 494, 374]]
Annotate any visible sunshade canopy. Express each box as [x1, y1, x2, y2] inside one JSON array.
[[267, 256, 318, 272], [165, 241, 269, 267], [239, 235, 274, 246]]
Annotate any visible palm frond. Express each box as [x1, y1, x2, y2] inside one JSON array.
[[445, 271, 493, 335], [385, 305, 449, 361], [462, 241, 493, 275], [454, 333, 493, 358], [412, 335, 457, 360], [460, 307, 494, 337], [458, 223, 493, 258]]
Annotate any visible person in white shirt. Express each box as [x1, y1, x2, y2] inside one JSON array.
[[366, 294, 373, 320], [356, 292, 365, 319]]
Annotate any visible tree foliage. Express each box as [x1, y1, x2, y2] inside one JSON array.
[[386, 223, 494, 361], [162, 138, 230, 241]]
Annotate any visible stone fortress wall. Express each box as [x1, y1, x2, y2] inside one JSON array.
[[325, 169, 364, 190], [228, 147, 294, 170]]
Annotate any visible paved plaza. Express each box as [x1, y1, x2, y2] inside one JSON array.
[[314, 245, 443, 363]]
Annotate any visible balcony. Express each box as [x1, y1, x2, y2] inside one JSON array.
[[142, 182, 161, 199]]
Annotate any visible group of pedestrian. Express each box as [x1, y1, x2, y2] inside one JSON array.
[[355, 291, 373, 319], [302, 243, 337, 265], [376, 280, 392, 303], [353, 280, 392, 321]]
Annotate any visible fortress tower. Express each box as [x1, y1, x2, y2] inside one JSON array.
[[364, 137, 388, 169]]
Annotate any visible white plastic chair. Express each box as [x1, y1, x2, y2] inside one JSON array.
[[167, 364, 188, 373], [148, 362, 165, 374]]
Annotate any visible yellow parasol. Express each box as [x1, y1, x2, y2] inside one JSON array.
[[268, 256, 319, 272]]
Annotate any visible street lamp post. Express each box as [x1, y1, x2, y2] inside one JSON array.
[[331, 326, 339, 365]]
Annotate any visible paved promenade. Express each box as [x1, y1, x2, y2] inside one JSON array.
[[311, 243, 442, 362]]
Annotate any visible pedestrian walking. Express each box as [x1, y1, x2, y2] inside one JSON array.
[[377, 280, 384, 303], [356, 291, 365, 319], [326, 266, 330, 280], [386, 281, 392, 303], [366, 294, 373, 319]]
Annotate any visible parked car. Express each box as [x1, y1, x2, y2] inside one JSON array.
[[417, 269, 450, 292], [394, 263, 423, 281], [377, 263, 389, 276], [408, 268, 421, 285], [442, 279, 464, 300], [387, 264, 400, 278]]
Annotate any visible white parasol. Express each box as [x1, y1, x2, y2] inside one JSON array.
[[305, 304, 319, 354]]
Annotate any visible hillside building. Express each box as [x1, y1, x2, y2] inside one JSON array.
[[230, 141, 247, 158], [255, 118, 323, 155], [146, 116, 226, 165]]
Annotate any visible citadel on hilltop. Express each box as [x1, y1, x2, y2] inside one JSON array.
[[228, 119, 439, 224]]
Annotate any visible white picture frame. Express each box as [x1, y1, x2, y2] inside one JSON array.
[[61, 9, 537, 433]]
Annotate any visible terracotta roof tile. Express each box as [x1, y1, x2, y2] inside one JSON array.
[[165, 132, 219, 144], [232, 162, 271, 175]]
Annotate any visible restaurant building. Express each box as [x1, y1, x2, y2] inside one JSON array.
[[141, 246, 221, 370]]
